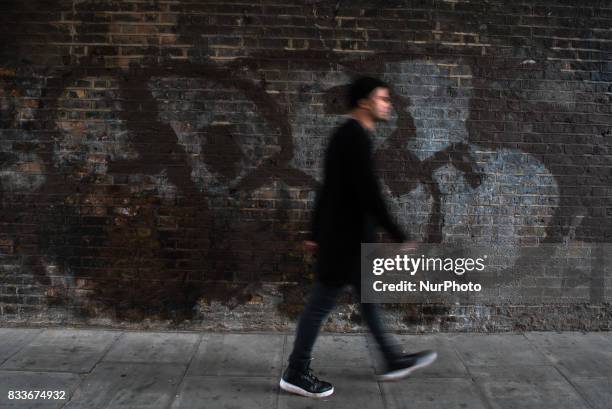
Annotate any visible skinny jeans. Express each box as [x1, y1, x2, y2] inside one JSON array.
[[288, 280, 402, 370]]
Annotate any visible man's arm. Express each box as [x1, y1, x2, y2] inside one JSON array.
[[350, 131, 408, 242]]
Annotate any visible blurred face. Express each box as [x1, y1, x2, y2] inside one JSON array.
[[361, 87, 392, 121]]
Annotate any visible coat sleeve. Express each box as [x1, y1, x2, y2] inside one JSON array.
[[349, 131, 407, 242]]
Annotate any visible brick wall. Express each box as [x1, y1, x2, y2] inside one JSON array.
[[0, 0, 611, 331]]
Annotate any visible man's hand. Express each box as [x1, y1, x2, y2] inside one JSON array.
[[303, 240, 319, 253]]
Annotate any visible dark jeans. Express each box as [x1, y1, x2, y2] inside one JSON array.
[[288, 280, 402, 371]]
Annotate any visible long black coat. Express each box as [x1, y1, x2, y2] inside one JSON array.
[[310, 117, 407, 286]]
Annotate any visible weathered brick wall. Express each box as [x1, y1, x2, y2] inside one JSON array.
[[0, 0, 610, 331]]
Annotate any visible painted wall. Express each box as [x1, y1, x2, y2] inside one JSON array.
[[0, 0, 611, 331]]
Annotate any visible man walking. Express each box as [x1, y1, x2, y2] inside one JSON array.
[[279, 76, 437, 398]]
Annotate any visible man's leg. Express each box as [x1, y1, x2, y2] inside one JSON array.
[[281, 281, 343, 397], [356, 285, 437, 381], [359, 301, 403, 363], [288, 281, 345, 370]]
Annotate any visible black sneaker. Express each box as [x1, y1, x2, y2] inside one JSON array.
[[279, 362, 334, 398], [378, 350, 438, 381]]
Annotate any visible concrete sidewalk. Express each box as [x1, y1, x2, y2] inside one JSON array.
[[0, 328, 611, 409]]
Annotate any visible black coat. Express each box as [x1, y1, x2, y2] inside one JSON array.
[[310, 118, 407, 286]]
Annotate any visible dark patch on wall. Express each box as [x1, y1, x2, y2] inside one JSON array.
[[277, 284, 310, 320], [201, 125, 243, 181], [322, 84, 351, 115]]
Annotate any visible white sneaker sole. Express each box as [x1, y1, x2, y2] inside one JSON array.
[[378, 352, 438, 382], [279, 378, 334, 398]]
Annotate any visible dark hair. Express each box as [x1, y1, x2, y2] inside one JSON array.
[[347, 76, 389, 109]]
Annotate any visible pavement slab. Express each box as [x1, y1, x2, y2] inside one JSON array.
[[570, 377, 612, 409], [478, 379, 591, 409], [102, 331, 200, 364], [171, 376, 278, 409], [469, 365, 590, 409], [284, 334, 374, 368], [1, 329, 120, 373], [0, 328, 43, 364], [381, 378, 489, 409], [62, 362, 185, 409], [452, 334, 549, 367], [187, 333, 285, 376], [525, 331, 612, 378]]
